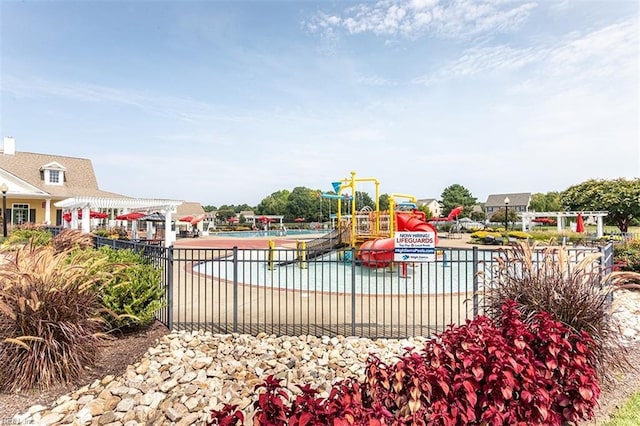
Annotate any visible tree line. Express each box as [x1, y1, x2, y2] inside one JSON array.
[[203, 178, 640, 232]]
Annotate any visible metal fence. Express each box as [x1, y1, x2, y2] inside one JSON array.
[[92, 236, 614, 339]]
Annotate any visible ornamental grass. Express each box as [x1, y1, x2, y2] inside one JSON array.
[[480, 241, 640, 387], [0, 242, 114, 391]]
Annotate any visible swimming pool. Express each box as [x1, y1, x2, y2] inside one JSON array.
[[192, 247, 491, 295], [209, 229, 330, 238]]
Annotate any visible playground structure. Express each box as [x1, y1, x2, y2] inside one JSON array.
[[327, 171, 438, 268]]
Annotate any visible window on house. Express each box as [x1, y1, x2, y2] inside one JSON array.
[[41, 163, 65, 185], [49, 170, 60, 183], [12, 204, 29, 225]]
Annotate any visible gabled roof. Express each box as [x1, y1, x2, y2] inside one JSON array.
[[417, 198, 439, 205], [39, 161, 67, 171], [0, 151, 126, 198], [175, 201, 205, 216], [485, 193, 531, 207]]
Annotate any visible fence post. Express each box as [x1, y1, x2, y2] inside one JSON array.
[[472, 246, 479, 318], [167, 246, 174, 330], [233, 246, 239, 333], [600, 242, 614, 303], [351, 247, 356, 337]]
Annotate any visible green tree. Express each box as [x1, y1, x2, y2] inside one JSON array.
[[470, 210, 486, 221], [440, 184, 477, 217], [257, 190, 290, 215], [202, 205, 217, 212], [562, 178, 640, 232], [416, 205, 433, 220], [216, 209, 236, 222], [490, 208, 519, 224], [530, 192, 562, 212], [355, 191, 375, 211], [379, 193, 390, 211], [285, 187, 317, 222]]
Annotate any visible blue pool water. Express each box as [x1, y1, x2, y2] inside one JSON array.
[[192, 248, 493, 295], [210, 229, 330, 238]]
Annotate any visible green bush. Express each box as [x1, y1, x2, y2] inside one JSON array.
[[97, 246, 164, 332], [480, 242, 629, 386], [614, 239, 640, 273], [2, 227, 52, 247], [93, 229, 110, 238], [0, 244, 112, 391]]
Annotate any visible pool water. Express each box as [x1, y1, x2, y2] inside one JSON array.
[[192, 248, 491, 295]]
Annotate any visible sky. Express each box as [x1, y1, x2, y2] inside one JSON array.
[[1, 0, 639, 207]]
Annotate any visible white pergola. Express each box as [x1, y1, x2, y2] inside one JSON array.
[[519, 211, 608, 238], [54, 196, 183, 246]]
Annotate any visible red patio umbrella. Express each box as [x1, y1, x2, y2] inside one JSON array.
[[227, 217, 239, 223], [116, 212, 146, 221], [64, 210, 107, 221], [190, 214, 205, 225], [576, 213, 585, 233], [257, 216, 271, 223], [178, 216, 194, 223], [293, 217, 305, 222]]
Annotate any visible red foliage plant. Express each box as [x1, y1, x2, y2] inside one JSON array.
[[208, 301, 600, 425]]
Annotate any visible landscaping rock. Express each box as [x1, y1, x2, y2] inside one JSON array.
[[13, 292, 640, 425]]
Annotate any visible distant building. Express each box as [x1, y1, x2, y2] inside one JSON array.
[[0, 136, 127, 226], [417, 198, 443, 218], [485, 193, 532, 217]]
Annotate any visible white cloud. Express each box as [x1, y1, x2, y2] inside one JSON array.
[[306, 0, 538, 39], [355, 74, 396, 86], [1, 75, 245, 123], [414, 18, 638, 87]]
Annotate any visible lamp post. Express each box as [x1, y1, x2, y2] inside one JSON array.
[[0, 183, 8, 238], [504, 196, 510, 231]]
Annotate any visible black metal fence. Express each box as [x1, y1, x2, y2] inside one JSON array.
[[92, 236, 613, 339]]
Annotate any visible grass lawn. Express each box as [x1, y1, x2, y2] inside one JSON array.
[[605, 391, 640, 425]]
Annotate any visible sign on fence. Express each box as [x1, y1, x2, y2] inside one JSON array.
[[394, 231, 436, 262]]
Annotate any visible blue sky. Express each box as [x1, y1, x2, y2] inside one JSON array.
[[1, 0, 638, 206]]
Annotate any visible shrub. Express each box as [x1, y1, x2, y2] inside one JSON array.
[[368, 301, 600, 425], [93, 229, 110, 238], [0, 243, 113, 391], [470, 230, 502, 240], [97, 246, 164, 332], [506, 230, 532, 240], [107, 226, 129, 240], [614, 239, 640, 273], [480, 241, 629, 386], [51, 228, 94, 254], [209, 301, 601, 425], [1, 223, 52, 247]]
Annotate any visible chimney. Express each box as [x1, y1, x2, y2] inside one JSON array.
[[2, 137, 15, 155]]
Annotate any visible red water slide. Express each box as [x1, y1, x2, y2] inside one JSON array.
[[357, 212, 438, 268]]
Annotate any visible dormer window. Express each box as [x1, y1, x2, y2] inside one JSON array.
[[40, 161, 66, 186], [49, 170, 60, 183]]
